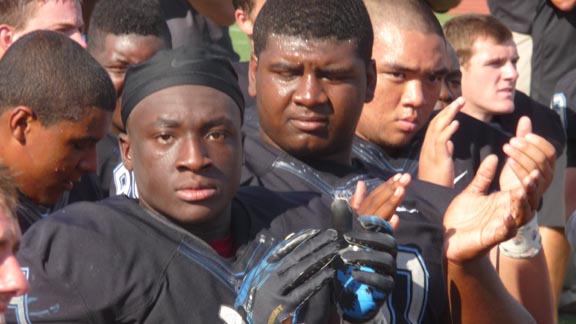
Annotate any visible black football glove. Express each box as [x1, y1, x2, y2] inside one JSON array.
[[331, 199, 397, 323], [235, 229, 340, 324]]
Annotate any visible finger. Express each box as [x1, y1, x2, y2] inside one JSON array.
[[430, 97, 463, 130], [351, 270, 395, 293], [515, 116, 532, 138], [370, 186, 406, 221], [358, 174, 409, 218], [504, 139, 554, 191], [464, 154, 498, 194], [343, 231, 397, 255], [436, 120, 459, 150], [524, 133, 557, 168], [287, 268, 335, 311], [339, 249, 396, 276], [356, 215, 394, 234], [282, 267, 335, 313], [331, 199, 354, 233], [280, 241, 340, 294], [522, 170, 540, 211], [358, 177, 397, 215], [389, 215, 400, 231], [508, 186, 534, 229], [350, 181, 367, 211], [271, 229, 331, 263]]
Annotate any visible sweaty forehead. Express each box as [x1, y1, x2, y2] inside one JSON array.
[[261, 35, 360, 59]]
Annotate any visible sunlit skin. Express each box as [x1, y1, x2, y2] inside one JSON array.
[[460, 37, 519, 122], [119, 85, 243, 240], [89, 33, 166, 133], [0, 108, 111, 206], [249, 35, 376, 165], [356, 28, 446, 155], [10, 0, 85, 48], [0, 212, 28, 315]]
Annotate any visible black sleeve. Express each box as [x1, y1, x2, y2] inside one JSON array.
[[5, 207, 131, 323]]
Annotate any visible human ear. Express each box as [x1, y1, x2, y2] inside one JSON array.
[[118, 133, 133, 171], [8, 106, 35, 144], [0, 24, 15, 58], [364, 59, 377, 103], [235, 9, 254, 38], [248, 53, 259, 97]]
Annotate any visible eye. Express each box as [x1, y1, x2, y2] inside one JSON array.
[[384, 71, 405, 81], [427, 74, 442, 83], [156, 133, 175, 144], [206, 131, 226, 141]]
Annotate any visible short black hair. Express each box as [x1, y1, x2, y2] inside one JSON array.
[[253, 0, 373, 64], [0, 30, 116, 126], [87, 0, 171, 51]]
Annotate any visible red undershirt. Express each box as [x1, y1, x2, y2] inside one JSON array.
[[208, 233, 235, 258]]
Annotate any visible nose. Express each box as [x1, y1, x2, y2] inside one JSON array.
[[293, 74, 328, 107], [0, 256, 29, 298], [503, 61, 519, 81], [402, 80, 425, 108], [78, 148, 98, 174], [176, 137, 212, 172], [70, 31, 87, 48]]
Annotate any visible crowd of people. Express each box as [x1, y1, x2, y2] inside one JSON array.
[[0, 0, 572, 323]]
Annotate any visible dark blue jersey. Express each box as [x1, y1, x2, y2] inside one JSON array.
[[241, 128, 455, 324], [7, 188, 331, 324]]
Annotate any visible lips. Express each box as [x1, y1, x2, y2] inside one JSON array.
[[290, 115, 329, 132], [175, 183, 218, 202], [396, 117, 418, 132]]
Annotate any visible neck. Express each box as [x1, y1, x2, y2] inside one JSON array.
[[141, 202, 232, 242], [461, 103, 492, 123], [260, 130, 353, 167]]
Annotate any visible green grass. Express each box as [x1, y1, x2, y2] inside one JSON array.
[[230, 24, 251, 62]]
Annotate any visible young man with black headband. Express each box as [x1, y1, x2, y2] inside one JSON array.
[[6, 45, 398, 323]]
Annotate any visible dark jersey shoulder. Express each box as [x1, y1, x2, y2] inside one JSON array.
[[8, 196, 248, 324], [242, 131, 454, 323]]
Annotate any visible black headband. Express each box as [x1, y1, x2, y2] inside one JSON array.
[[121, 46, 244, 126]]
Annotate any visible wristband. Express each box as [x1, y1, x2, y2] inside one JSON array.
[[499, 214, 541, 258]]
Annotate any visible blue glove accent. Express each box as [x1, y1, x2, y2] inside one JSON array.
[[336, 264, 387, 321]]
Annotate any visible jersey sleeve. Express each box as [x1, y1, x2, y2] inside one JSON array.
[[6, 205, 134, 323]]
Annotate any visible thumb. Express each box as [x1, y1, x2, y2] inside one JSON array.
[[516, 116, 532, 138], [350, 180, 367, 211], [464, 154, 498, 194]]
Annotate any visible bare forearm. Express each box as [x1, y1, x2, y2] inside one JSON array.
[[490, 248, 554, 324], [186, 0, 235, 26], [447, 256, 536, 324]]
